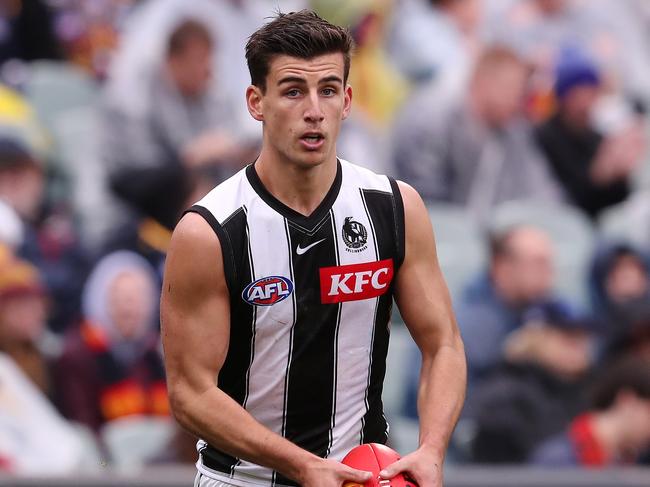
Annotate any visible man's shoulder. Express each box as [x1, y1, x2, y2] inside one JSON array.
[[339, 158, 395, 193], [191, 165, 251, 224]]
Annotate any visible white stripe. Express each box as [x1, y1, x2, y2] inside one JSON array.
[[328, 187, 381, 460], [232, 199, 294, 482]]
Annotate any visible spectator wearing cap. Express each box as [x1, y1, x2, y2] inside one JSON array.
[[535, 47, 645, 220], [466, 314, 596, 464], [0, 253, 51, 396], [531, 356, 650, 466]]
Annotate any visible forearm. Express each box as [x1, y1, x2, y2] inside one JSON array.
[[172, 384, 318, 483], [416, 338, 467, 457]]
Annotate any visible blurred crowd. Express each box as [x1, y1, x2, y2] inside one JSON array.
[[1, 0, 650, 475]]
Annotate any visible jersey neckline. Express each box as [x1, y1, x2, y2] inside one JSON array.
[[246, 159, 342, 230]]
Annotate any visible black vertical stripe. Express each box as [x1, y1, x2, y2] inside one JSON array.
[[325, 210, 342, 457], [197, 207, 255, 476], [274, 216, 339, 486], [241, 206, 257, 410], [388, 178, 406, 269]]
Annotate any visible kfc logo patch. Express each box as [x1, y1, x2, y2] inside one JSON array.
[[242, 276, 293, 306], [320, 259, 394, 304]]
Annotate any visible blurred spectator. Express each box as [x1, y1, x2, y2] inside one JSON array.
[[0, 253, 52, 396], [102, 16, 251, 236], [51, 0, 137, 79], [467, 318, 594, 463], [0, 351, 84, 474], [588, 242, 650, 355], [0, 0, 63, 67], [531, 356, 650, 466], [0, 133, 89, 333], [0, 136, 44, 223], [388, 0, 482, 86], [331, 0, 409, 126], [483, 1, 650, 118], [456, 225, 578, 386], [393, 46, 563, 223], [535, 48, 645, 219], [54, 251, 168, 431]]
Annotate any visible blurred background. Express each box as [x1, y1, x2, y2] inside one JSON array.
[[0, 0, 650, 485]]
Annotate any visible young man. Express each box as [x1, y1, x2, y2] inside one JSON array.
[[161, 10, 466, 487]]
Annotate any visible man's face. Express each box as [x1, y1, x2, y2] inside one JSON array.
[[475, 62, 528, 128], [561, 84, 600, 129], [167, 38, 213, 98], [0, 294, 47, 343], [247, 53, 352, 169], [492, 228, 554, 306], [606, 254, 649, 304], [107, 270, 154, 341]]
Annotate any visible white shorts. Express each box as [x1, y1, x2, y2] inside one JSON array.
[[194, 472, 238, 487]]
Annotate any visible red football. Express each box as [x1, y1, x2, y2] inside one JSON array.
[[341, 443, 418, 487]]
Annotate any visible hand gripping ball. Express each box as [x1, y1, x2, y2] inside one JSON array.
[[341, 443, 418, 487]]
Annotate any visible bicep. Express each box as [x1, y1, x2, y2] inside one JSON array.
[[393, 182, 460, 352], [161, 212, 231, 398]]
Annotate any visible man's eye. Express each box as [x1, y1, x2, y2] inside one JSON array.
[[322, 88, 335, 96], [286, 89, 300, 97]]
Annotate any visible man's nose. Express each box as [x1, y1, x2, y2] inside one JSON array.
[[304, 92, 324, 123]]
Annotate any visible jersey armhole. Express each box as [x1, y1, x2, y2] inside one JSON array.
[[184, 205, 237, 296], [388, 177, 406, 269]]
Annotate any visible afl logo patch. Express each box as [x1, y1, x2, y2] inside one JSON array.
[[242, 276, 293, 306], [342, 217, 368, 253]]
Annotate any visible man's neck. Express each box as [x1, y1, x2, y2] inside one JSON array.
[[254, 153, 338, 217]]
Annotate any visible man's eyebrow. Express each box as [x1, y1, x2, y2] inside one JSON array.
[[277, 76, 306, 86], [320, 75, 343, 84], [276, 75, 343, 86]]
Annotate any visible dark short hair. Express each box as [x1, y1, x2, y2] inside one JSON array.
[[245, 10, 353, 91], [473, 45, 529, 78], [167, 19, 212, 57], [489, 224, 524, 260]]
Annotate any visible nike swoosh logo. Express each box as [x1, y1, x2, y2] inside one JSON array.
[[296, 238, 326, 256]]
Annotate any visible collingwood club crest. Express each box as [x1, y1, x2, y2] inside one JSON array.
[[342, 216, 368, 253]]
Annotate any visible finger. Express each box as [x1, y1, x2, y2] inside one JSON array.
[[378, 457, 408, 479], [341, 465, 373, 483]]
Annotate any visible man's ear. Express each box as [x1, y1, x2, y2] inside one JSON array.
[[246, 85, 264, 121], [341, 84, 353, 120]]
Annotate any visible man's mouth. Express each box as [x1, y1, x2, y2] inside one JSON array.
[[300, 132, 325, 149]]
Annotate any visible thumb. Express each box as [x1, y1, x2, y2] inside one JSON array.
[[379, 458, 407, 479], [341, 464, 373, 483]]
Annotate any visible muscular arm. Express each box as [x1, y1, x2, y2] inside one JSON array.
[[161, 213, 370, 486], [381, 182, 467, 486]]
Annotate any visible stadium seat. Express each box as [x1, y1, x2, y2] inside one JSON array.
[[23, 60, 99, 130], [101, 416, 175, 468], [71, 422, 104, 471], [488, 200, 595, 307], [426, 203, 487, 302], [383, 323, 419, 454], [597, 191, 650, 248]]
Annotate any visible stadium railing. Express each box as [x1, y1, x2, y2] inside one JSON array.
[[1, 466, 649, 487]]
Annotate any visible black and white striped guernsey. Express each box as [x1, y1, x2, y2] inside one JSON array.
[[187, 158, 405, 487]]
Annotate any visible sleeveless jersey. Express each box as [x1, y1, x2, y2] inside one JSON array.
[[187, 159, 405, 487]]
